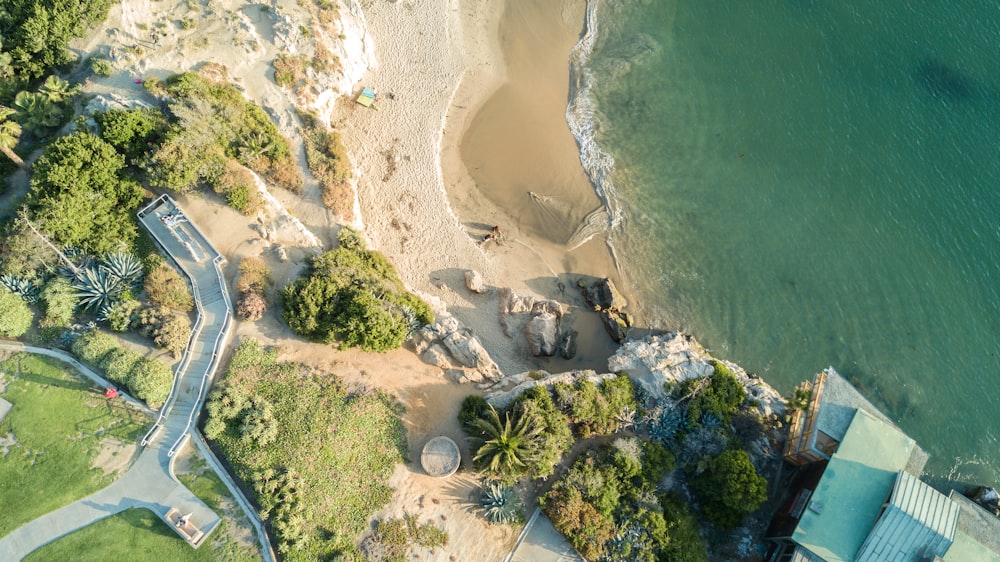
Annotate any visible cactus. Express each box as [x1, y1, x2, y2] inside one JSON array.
[[480, 483, 521, 525], [101, 252, 143, 286], [72, 266, 123, 314]]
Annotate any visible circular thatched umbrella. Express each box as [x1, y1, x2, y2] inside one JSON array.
[[420, 436, 461, 478]]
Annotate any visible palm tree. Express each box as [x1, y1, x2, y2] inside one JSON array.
[[0, 106, 28, 171], [472, 405, 542, 480], [12, 91, 61, 134], [38, 75, 80, 104]]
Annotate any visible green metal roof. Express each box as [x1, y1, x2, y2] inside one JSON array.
[[855, 470, 958, 561], [793, 409, 916, 562], [944, 531, 1000, 562]]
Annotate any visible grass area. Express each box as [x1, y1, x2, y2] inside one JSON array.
[[176, 453, 262, 561], [205, 339, 408, 560], [0, 352, 148, 536], [23, 508, 248, 562]]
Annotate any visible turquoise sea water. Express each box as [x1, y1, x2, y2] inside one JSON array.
[[577, 1, 1000, 485]]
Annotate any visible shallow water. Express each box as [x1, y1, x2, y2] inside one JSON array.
[[582, 0, 1000, 485]]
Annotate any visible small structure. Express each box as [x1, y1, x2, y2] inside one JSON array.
[[420, 436, 460, 478], [166, 507, 205, 546], [356, 86, 377, 109]]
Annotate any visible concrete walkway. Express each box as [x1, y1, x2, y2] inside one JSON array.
[[0, 196, 234, 560], [507, 508, 585, 562]]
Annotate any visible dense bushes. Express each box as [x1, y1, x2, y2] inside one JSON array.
[[690, 448, 767, 529], [25, 132, 143, 254], [0, 0, 112, 101], [682, 361, 746, 426], [70, 330, 173, 406], [39, 277, 77, 328], [281, 228, 433, 352], [94, 108, 168, 164], [145, 72, 302, 200], [542, 440, 704, 562], [137, 306, 191, 354], [0, 288, 33, 337], [553, 373, 638, 437]]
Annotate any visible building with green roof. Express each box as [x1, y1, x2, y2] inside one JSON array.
[[767, 369, 1000, 562]]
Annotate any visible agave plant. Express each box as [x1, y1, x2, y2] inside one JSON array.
[[649, 406, 686, 446], [0, 274, 38, 303], [700, 412, 723, 431], [72, 266, 123, 316], [480, 483, 521, 525], [101, 252, 143, 286]]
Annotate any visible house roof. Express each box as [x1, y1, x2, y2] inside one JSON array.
[[855, 470, 959, 561], [945, 491, 1000, 560], [793, 409, 916, 561]]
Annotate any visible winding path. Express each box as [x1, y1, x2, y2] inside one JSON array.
[[0, 196, 270, 560]]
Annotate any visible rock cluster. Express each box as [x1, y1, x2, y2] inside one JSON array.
[[497, 288, 575, 359], [609, 332, 786, 419], [410, 315, 502, 384], [579, 278, 631, 343]]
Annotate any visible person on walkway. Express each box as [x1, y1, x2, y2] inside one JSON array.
[[177, 513, 192, 527]]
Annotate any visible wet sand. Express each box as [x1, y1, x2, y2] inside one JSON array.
[[441, 0, 631, 370]]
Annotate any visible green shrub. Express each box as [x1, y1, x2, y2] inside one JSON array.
[[94, 108, 168, 163], [71, 330, 119, 366], [690, 448, 767, 529], [89, 57, 113, 77], [458, 395, 491, 436], [102, 348, 141, 385], [301, 114, 353, 219], [106, 298, 141, 332], [281, 244, 433, 352], [39, 277, 78, 328], [0, 288, 33, 337], [137, 306, 192, 354], [128, 357, 173, 406], [683, 361, 746, 425], [144, 263, 193, 311], [513, 386, 573, 480]]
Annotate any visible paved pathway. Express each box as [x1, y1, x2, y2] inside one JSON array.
[[0, 196, 234, 560]]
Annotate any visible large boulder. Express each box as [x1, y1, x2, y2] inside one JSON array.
[[464, 270, 486, 294], [600, 308, 631, 343], [442, 332, 501, 381], [525, 313, 559, 356], [558, 330, 578, 359], [580, 277, 626, 311]]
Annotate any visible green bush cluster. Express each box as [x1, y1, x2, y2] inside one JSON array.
[[24, 132, 143, 255], [0, 287, 33, 337], [0, 0, 111, 102], [89, 57, 113, 77], [94, 108, 168, 164], [281, 229, 433, 352], [553, 374, 638, 437], [541, 441, 705, 562], [137, 306, 192, 355], [690, 448, 767, 529], [70, 330, 173, 406], [144, 72, 302, 199], [681, 361, 746, 426], [39, 277, 78, 328], [203, 339, 407, 559]]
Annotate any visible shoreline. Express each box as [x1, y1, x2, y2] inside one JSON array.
[[339, 0, 633, 375]]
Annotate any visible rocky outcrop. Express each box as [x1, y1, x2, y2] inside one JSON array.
[[525, 313, 559, 356], [464, 270, 486, 294], [410, 314, 502, 384], [609, 332, 786, 419], [579, 277, 631, 343]]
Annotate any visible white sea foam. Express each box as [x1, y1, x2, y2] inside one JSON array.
[[567, 0, 622, 231]]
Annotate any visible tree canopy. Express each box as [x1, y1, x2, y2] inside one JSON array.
[[690, 448, 767, 529], [0, 288, 33, 337], [25, 132, 142, 254]]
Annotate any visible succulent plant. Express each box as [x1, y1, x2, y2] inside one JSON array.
[[700, 413, 723, 431], [101, 252, 143, 286], [649, 406, 686, 446], [480, 483, 521, 525], [72, 266, 123, 314], [0, 274, 38, 303]]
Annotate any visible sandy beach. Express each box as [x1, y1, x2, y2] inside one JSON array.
[[340, 0, 628, 376]]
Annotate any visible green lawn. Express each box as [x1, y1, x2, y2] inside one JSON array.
[[24, 508, 247, 562], [0, 352, 148, 536]]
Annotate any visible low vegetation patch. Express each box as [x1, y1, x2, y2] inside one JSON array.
[[300, 112, 353, 220], [235, 256, 270, 322], [363, 513, 449, 562], [203, 339, 407, 559], [0, 353, 146, 536], [281, 228, 433, 352]]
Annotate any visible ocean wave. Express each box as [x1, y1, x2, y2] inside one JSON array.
[[567, 0, 622, 232]]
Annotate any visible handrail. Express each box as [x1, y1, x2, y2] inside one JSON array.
[[138, 198, 208, 446]]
